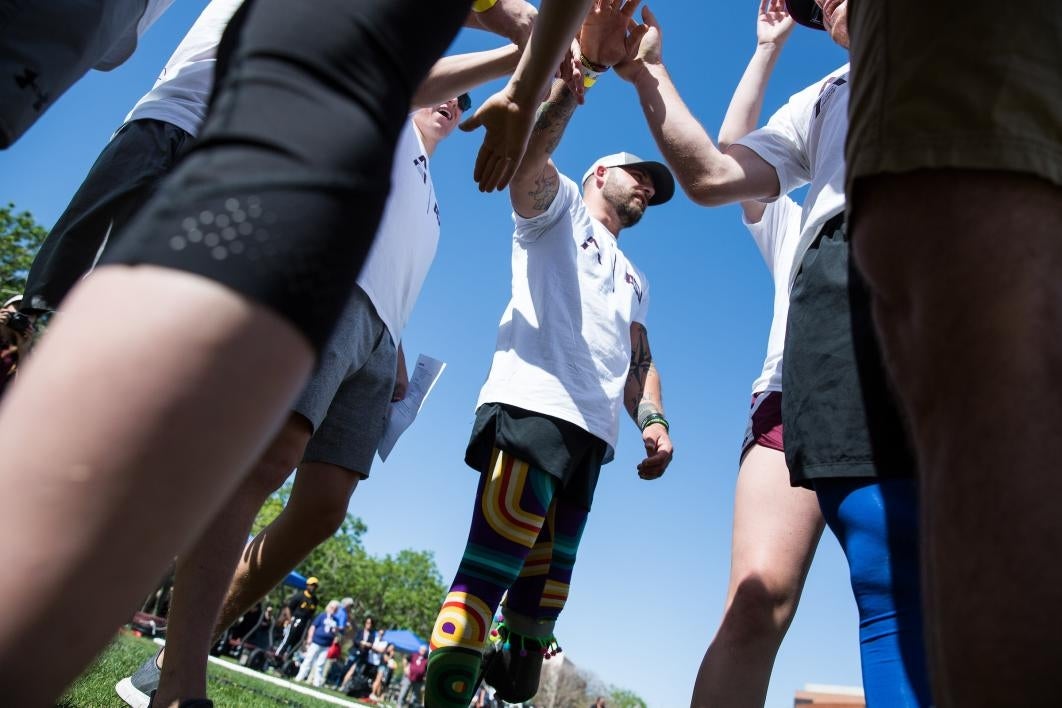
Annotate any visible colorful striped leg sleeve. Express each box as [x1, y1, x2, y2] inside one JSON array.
[[505, 494, 589, 630], [426, 448, 556, 707]]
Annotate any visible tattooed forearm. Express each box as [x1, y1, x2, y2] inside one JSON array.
[[512, 80, 578, 215], [625, 323, 653, 419], [531, 82, 577, 157]]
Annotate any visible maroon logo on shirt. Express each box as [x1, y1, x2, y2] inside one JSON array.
[[581, 235, 603, 264], [625, 270, 643, 302], [814, 75, 847, 118]]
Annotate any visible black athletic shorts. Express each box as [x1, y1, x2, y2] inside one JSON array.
[[101, 0, 468, 352], [22, 119, 193, 313], [466, 403, 609, 512], [781, 213, 917, 487]]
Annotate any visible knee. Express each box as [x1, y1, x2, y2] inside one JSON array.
[[284, 493, 348, 543], [720, 574, 800, 643], [244, 453, 299, 502], [244, 418, 311, 499]]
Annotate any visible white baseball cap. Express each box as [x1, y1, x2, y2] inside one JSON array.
[[581, 151, 675, 206]]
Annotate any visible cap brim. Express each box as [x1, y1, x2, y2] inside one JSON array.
[[785, 0, 825, 30], [628, 160, 675, 206]]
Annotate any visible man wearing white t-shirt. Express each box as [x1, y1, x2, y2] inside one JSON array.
[[426, 9, 676, 704], [615, 2, 930, 704]]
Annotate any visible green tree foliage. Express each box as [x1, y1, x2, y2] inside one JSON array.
[[0, 204, 47, 300], [607, 686, 648, 708], [252, 483, 445, 639], [339, 548, 447, 640]]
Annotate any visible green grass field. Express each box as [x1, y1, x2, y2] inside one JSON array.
[[59, 633, 368, 707]]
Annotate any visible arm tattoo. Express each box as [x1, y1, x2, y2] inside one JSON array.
[[531, 84, 577, 158], [518, 83, 576, 211], [529, 169, 560, 211], [625, 324, 653, 417]]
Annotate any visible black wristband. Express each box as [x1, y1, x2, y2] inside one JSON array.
[[640, 414, 669, 432]]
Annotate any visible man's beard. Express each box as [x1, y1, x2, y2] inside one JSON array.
[[602, 182, 646, 228]]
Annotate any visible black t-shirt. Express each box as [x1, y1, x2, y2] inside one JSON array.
[[287, 589, 319, 621]]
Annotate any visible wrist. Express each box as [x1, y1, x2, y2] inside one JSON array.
[[503, 75, 538, 105], [579, 53, 609, 73], [640, 413, 669, 433], [579, 53, 607, 89], [628, 60, 660, 88], [754, 39, 786, 56]]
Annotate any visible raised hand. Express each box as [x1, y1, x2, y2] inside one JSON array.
[[578, 0, 643, 69], [614, 5, 660, 83], [757, 0, 795, 46], [460, 87, 537, 192]]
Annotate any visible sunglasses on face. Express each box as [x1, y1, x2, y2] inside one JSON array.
[[458, 93, 472, 112]]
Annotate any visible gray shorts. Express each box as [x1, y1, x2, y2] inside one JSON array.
[[294, 285, 396, 476]]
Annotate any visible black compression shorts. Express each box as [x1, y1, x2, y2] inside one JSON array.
[[102, 0, 469, 351]]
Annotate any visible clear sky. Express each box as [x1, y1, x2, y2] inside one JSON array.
[[0, 3, 857, 706]]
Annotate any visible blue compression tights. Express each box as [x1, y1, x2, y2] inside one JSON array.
[[814, 478, 932, 707]]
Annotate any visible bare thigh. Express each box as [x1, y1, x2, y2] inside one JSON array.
[[727, 445, 824, 607]]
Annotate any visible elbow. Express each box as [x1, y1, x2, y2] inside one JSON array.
[[685, 178, 732, 207]]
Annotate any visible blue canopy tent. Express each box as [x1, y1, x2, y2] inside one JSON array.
[[283, 570, 307, 589], [382, 629, 428, 654]]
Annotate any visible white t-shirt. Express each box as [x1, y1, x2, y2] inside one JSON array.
[[476, 175, 651, 457], [745, 196, 802, 395], [124, 0, 243, 136], [356, 121, 441, 345], [95, 0, 176, 71], [735, 64, 850, 292]]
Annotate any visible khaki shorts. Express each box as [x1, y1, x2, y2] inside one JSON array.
[[845, 0, 1062, 190]]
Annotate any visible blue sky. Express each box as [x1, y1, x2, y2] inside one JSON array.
[[0, 3, 857, 706]]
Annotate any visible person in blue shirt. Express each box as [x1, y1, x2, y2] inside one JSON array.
[[294, 600, 340, 687], [334, 597, 354, 636]]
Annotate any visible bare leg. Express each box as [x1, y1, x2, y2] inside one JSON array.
[[691, 445, 824, 708], [852, 170, 1062, 706], [152, 415, 312, 707], [214, 461, 363, 632], [341, 659, 364, 692], [154, 458, 361, 705], [372, 667, 384, 697], [0, 266, 313, 705]]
